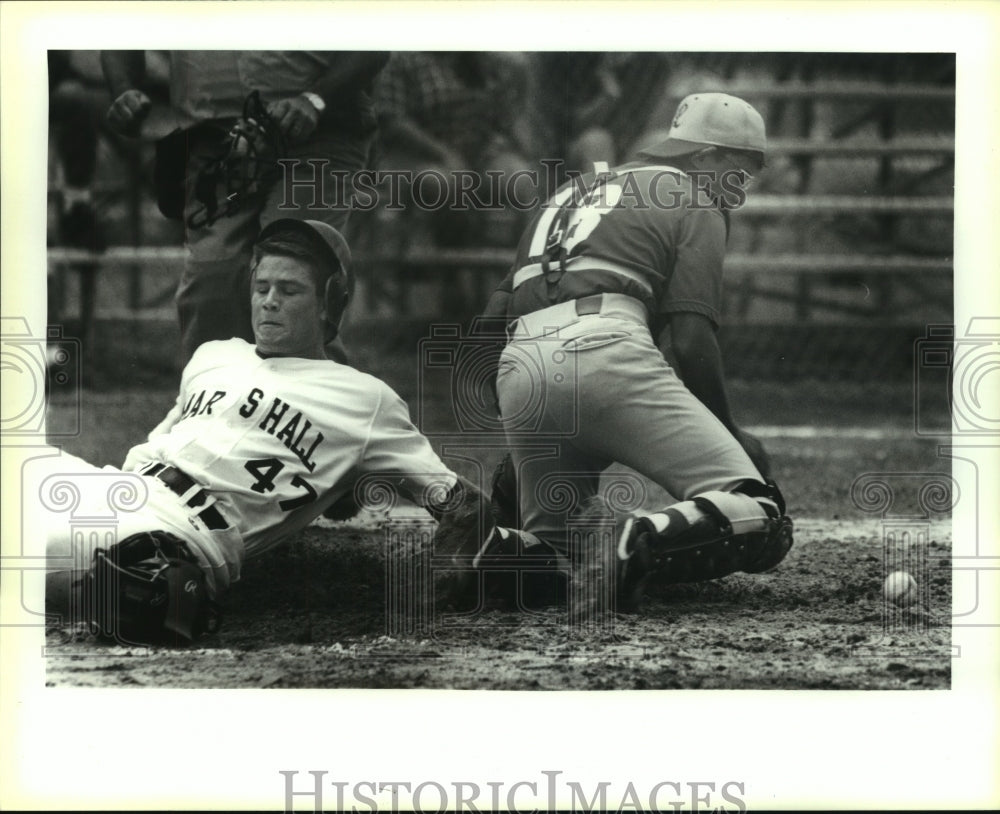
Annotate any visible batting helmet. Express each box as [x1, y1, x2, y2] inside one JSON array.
[[85, 530, 221, 645], [255, 218, 353, 335], [638, 92, 766, 165]]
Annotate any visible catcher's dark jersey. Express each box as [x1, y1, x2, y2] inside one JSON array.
[[505, 162, 729, 329]]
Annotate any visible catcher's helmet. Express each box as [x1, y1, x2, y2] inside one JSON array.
[[256, 218, 353, 335], [187, 91, 286, 230], [86, 530, 220, 645], [638, 92, 766, 166]]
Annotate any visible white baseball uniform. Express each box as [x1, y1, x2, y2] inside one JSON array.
[[44, 338, 456, 596]]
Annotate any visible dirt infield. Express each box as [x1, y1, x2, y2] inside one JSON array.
[[44, 517, 952, 690], [40, 377, 953, 690]]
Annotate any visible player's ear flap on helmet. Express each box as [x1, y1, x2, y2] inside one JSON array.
[[323, 271, 351, 333]]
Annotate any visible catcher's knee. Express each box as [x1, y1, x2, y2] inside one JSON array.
[[619, 487, 794, 585]]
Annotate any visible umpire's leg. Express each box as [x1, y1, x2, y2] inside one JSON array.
[[177, 128, 259, 364]]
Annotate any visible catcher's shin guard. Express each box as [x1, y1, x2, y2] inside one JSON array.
[[617, 485, 794, 611]]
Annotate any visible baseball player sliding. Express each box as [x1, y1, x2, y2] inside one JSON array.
[[472, 93, 794, 610], [44, 219, 483, 643]]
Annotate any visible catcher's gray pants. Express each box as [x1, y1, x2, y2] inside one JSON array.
[[176, 119, 372, 364], [496, 294, 762, 556]]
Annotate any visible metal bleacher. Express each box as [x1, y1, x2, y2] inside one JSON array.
[[47, 75, 955, 336]]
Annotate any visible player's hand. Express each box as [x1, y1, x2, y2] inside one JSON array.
[[321, 491, 362, 522], [735, 429, 772, 478], [266, 94, 320, 144], [106, 89, 152, 137]]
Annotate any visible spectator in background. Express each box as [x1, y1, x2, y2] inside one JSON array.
[[373, 51, 535, 248], [101, 50, 389, 365], [532, 53, 672, 197], [48, 51, 110, 252]]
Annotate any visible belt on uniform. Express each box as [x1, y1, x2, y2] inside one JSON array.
[[507, 292, 648, 340], [142, 463, 230, 531]]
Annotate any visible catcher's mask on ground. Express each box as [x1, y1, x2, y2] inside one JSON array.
[[86, 530, 220, 645], [253, 219, 353, 338], [638, 92, 766, 167]]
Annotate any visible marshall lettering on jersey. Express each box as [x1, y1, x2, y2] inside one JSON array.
[[247, 391, 324, 472], [180, 389, 226, 419], [177, 387, 326, 471]]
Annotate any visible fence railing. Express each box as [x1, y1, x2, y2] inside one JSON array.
[[48, 72, 954, 329]]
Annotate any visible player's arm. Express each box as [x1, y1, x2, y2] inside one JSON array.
[[100, 51, 152, 136], [267, 52, 390, 142], [120, 394, 183, 472], [305, 52, 390, 104], [480, 270, 515, 323], [358, 386, 488, 553], [663, 313, 737, 431]]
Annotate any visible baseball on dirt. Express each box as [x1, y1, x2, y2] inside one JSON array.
[[883, 571, 918, 607]]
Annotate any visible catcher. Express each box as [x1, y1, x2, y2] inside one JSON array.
[[470, 93, 794, 610], [43, 219, 484, 644]]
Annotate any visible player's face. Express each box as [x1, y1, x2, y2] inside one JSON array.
[[691, 148, 762, 206], [251, 254, 327, 358]]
